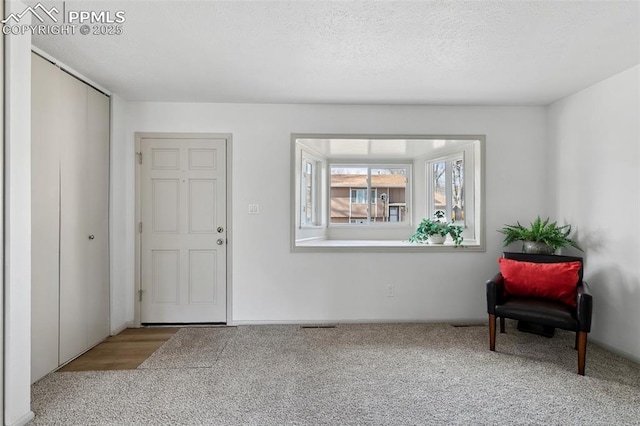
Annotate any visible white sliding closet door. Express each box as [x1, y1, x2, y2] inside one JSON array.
[[86, 87, 110, 347], [59, 70, 90, 364], [31, 52, 110, 376], [58, 71, 110, 364], [31, 54, 61, 382]]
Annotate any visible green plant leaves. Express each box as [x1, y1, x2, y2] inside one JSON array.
[[409, 217, 464, 246], [497, 216, 583, 251]]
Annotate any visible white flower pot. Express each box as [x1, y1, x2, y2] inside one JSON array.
[[428, 234, 446, 244]]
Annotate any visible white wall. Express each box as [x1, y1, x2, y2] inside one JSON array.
[[113, 103, 548, 324], [548, 65, 640, 361], [4, 1, 34, 424]]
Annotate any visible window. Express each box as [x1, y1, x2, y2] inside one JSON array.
[[424, 144, 479, 245], [292, 135, 484, 251], [429, 153, 464, 225], [301, 156, 319, 226], [350, 189, 376, 204], [330, 165, 408, 225]]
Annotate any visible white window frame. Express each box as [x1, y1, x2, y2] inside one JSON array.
[[424, 144, 478, 244], [300, 153, 320, 227], [427, 152, 465, 226]]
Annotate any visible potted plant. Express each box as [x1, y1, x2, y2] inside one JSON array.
[[498, 216, 583, 254], [409, 211, 464, 246]]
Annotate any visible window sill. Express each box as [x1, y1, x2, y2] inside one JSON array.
[[293, 238, 484, 252], [328, 224, 413, 229]]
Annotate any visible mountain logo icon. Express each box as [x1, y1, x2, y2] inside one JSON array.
[[2, 3, 59, 24]]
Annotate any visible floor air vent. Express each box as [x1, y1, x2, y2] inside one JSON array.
[[300, 325, 338, 329]]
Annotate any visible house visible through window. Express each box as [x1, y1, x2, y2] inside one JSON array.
[[330, 166, 408, 225]]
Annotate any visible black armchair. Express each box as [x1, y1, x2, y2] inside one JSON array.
[[486, 252, 593, 375]]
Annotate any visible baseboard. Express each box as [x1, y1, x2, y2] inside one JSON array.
[[231, 318, 487, 326], [589, 336, 640, 364], [110, 321, 132, 336], [7, 411, 35, 426]]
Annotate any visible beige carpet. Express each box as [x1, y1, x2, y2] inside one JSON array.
[[31, 323, 640, 425]]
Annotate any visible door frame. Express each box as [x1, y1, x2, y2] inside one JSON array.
[[134, 132, 232, 326]]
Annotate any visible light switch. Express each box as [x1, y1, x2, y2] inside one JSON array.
[[248, 203, 260, 214]]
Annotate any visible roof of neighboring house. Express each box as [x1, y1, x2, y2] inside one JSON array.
[[330, 174, 407, 188]]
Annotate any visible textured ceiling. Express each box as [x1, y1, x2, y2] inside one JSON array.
[[29, 0, 640, 105]]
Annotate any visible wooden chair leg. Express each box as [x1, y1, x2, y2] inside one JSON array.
[[499, 317, 505, 333], [577, 331, 587, 376], [489, 314, 496, 351]]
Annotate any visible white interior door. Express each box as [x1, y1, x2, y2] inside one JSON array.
[[140, 137, 227, 323]]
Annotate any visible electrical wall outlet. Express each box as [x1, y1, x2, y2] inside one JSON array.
[[248, 203, 259, 214], [385, 284, 395, 297]]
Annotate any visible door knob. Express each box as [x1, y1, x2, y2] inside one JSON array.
[[217, 239, 224, 245], [88, 235, 95, 240]]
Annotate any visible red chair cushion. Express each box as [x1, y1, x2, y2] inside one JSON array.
[[498, 258, 581, 307]]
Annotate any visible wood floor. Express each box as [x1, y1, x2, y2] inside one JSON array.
[[58, 327, 179, 372]]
